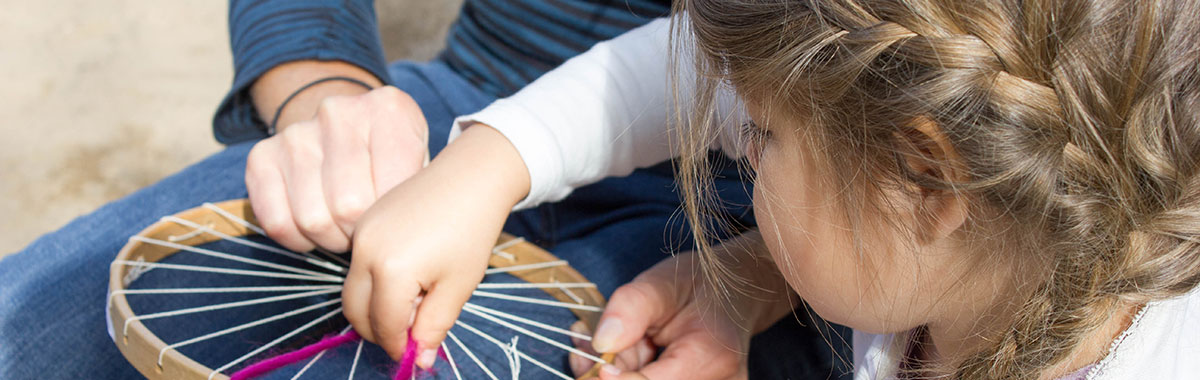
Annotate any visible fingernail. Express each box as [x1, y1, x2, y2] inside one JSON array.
[[591, 318, 623, 353], [416, 348, 437, 369], [601, 364, 622, 376]]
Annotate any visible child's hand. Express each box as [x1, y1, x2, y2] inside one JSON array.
[[341, 125, 530, 367], [569, 252, 750, 380]]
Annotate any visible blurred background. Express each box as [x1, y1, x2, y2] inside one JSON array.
[[0, 1, 464, 256]]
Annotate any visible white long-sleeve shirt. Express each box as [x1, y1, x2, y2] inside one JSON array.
[[449, 16, 1200, 380]]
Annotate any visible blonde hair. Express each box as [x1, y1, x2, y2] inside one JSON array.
[[673, 0, 1200, 378]]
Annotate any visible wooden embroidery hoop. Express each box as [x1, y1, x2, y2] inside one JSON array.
[[107, 198, 614, 379]]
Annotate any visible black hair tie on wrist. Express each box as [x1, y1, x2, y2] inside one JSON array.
[[267, 76, 375, 135]]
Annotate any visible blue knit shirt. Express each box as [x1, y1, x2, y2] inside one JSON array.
[[214, 0, 669, 144]]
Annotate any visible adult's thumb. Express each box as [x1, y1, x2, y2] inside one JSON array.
[[591, 280, 677, 353]]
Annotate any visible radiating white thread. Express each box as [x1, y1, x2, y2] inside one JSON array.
[[484, 260, 567, 275], [464, 302, 590, 341], [347, 338, 365, 380], [109, 285, 341, 306], [131, 236, 342, 281], [475, 282, 595, 290], [113, 260, 342, 283], [472, 291, 603, 312], [163, 216, 345, 273], [441, 341, 464, 380], [461, 304, 605, 364], [206, 305, 345, 379], [455, 320, 574, 380], [502, 336, 522, 380], [167, 226, 209, 242], [202, 202, 350, 268], [125, 288, 340, 336], [204, 202, 266, 235], [447, 330, 500, 380], [490, 237, 525, 261], [557, 282, 585, 304], [170, 298, 341, 367]]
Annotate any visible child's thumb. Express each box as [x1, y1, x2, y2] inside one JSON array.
[[591, 280, 676, 353]]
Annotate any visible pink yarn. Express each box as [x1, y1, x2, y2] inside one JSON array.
[[230, 330, 361, 380], [227, 327, 448, 380], [392, 333, 448, 380]]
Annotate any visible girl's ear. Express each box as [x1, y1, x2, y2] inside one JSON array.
[[895, 117, 970, 245]]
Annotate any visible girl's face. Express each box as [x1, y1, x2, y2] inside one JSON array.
[[746, 106, 985, 336]]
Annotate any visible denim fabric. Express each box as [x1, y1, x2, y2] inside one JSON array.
[[0, 60, 847, 379]]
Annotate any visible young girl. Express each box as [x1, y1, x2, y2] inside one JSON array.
[[346, 0, 1200, 378]]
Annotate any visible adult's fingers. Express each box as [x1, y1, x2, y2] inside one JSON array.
[[591, 280, 678, 354], [365, 87, 428, 196], [636, 332, 743, 380], [316, 96, 376, 237], [246, 138, 314, 253], [409, 273, 478, 369], [368, 267, 422, 360], [280, 124, 351, 252]]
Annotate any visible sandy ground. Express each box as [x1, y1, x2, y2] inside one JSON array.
[[0, 1, 462, 256]]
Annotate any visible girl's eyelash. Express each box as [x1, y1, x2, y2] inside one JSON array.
[[742, 121, 772, 140]]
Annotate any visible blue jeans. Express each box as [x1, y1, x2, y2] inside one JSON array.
[[0, 60, 847, 379]]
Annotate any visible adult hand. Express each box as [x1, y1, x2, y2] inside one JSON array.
[[569, 252, 751, 380], [245, 86, 429, 253]]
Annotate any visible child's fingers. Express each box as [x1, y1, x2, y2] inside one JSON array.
[[341, 269, 375, 342], [369, 274, 422, 361], [409, 275, 477, 368]]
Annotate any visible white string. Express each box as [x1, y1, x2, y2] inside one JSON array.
[[124, 286, 340, 333], [502, 336, 522, 380], [109, 285, 340, 306], [463, 302, 591, 341], [455, 320, 574, 380], [290, 325, 353, 380], [347, 338, 365, 380], [441, 341, 464, 380], [311, 247, 352, 269], [447, 330, 500, 380], [207, 304, 345, 379], [163, 216, 345, 273], [113, 260, 342, 283], [125, 288, 340, 336], [484, 260, 567, 275], [558, 282, 585, 304], [168, 298, 341, 367], [168, 226, 208, 242], [202, 202, 351, 268], [203, 202, 267, 235], [131, 236, 343, 281], [490, 237, 525, 260], [471, 291, 603, 312], [475, 282, 596, 290], [461, 304, 605, 364]]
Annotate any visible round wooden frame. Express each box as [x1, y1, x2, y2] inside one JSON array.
[[107, 199, 614, 379]]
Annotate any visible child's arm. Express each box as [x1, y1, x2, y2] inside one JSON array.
[[452, 17, 748, 209], [345, 16, 743, 365]]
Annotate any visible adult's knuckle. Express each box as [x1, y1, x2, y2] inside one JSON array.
[[330, 195, 369, 225]]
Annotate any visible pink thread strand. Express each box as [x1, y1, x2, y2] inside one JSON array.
[[230, 330, 361, 380]]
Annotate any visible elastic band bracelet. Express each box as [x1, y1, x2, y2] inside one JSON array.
[[267, 76, 375, 135]]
